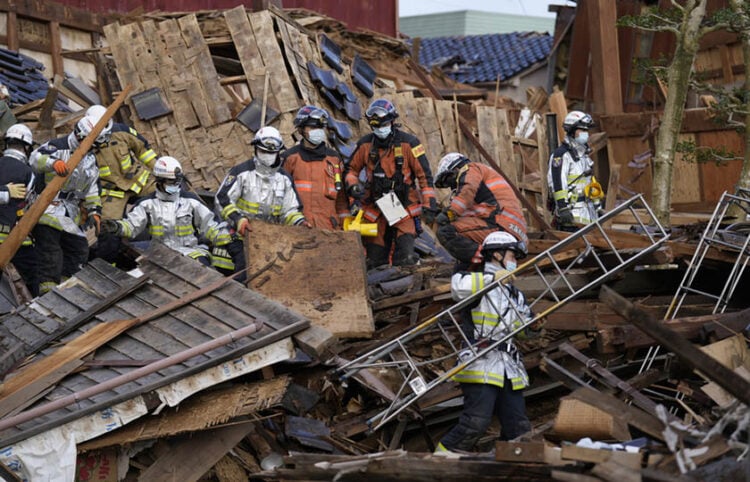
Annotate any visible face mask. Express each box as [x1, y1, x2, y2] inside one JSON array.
[[505, 260, 517, 272], [256, 151, 278, 167], [164, 184, 180, 195], [575, 131, 589, 145], [306, 129, 327, 145], [373, 125, 392, 139]]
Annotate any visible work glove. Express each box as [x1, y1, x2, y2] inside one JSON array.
[[237, 217, 251, 236], [52, 159, 69, 177], [556, 205, 574, 226], [347, 182, 365, 200], [493, 269, 515, 285], [422, 208, 439, 226], [84, 213, 102, 236], [5, 183, 26, 199], [100, 219, 122, 236]]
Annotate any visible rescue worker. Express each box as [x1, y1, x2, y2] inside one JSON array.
[[433, 152, 528, 270], [345, 98, 437, 268], [435, 231, 536, 456], [0, 124, 38, 295], [29, 113, 103, 294], [216, 126, 308, 236], [85, 104, 158, 263], [281, 105, 349, 229], [100, 156, 245, 276], [547, 110, 602, 231]]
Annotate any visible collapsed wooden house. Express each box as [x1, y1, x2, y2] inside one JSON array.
[[0, 1, 749, 481]]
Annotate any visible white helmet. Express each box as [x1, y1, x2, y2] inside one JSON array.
[[5, 123, 33, 146], [435, 152, 469, 188], [562, 111, 594, 135], [85, 104, 113, 146], [74, 115, 96, 142], [252, 126, 284, 154], [153, 156, 183, 180], [481, 231, 527, 259]]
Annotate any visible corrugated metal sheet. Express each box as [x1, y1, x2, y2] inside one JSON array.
[[50, 0, 398, 37]]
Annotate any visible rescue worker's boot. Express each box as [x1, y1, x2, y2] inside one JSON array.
[[365, 242, 390, 270], [393, 233, 418, 266], [437, 224, 479, 265]]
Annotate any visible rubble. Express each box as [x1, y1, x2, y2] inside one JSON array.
[[0, 3, 748, 482]]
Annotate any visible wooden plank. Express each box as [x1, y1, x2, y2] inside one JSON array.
[[697, 129, 744, 203], [49, 21, 63, 78], [414, 97, 442, 170], [536, 114, 551, 226], [137, 421, 254, 482], [224, 6, 265, 103], [601, 285, 750, 406], [548, 88, 567, 143], [249, 10, 298, 113], [5, 11, 18, 51], [600, 109, 740, 137], [587, 0, 622, 113], [246, 221, 373, 338], [177, 14, 231, 125], [496, 109, 517, 185], [79, 377, 289, 451]]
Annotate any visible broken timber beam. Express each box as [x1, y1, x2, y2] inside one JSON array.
[[600, 285, 750, 406], [406, 58, 553, 233]]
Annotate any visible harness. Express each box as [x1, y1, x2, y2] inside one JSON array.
[[369, 143, 409, 205]]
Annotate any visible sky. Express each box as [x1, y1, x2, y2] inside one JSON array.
[[399, 0, 570, 18]]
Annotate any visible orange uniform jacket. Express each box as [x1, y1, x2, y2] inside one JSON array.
[[346, 130, 436, 224], [282, 143, 349, 229], [449, 163, 528, 245]]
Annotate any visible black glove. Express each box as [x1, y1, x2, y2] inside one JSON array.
[[556, 206, 574, 226], [422, 208, 438, 225], [436, 211, 451, 226], [100, 219, 122, 236], [347, 183, 365, 200], [227, 212, 242, 231]]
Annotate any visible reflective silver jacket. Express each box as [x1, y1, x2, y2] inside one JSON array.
[[547, 137, 598, 224], [450, 262, 532, 390], [215, 158, 305, 226], [116, 190, 231, 259], [29, 133, 101, 236]]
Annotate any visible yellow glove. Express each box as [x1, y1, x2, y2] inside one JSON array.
[[6, 183, 26, 199], [494, 269, 515, 285], [237, 217, 251, 236]]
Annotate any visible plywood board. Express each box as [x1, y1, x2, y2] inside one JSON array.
[[697, 129, 744, 203], [224, 6, 265, 102], [245, 222, 373, 338], [671, 133, 701, 204], [608, 137, 652, 202]]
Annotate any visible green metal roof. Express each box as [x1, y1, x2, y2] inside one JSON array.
[[399, 10, 554, 38]]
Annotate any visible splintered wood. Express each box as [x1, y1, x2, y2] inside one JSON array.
[[245, 221, 373, 338]]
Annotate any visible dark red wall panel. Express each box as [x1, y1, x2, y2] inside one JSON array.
[[50, 0, 397, 37]]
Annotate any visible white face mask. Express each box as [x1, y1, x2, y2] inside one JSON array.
[[373, 125, 392, 139], [164, 184, 180, 195], [575, 131, 589, 145], [256, 151, 278, 168], [306, 129, 327, 145]]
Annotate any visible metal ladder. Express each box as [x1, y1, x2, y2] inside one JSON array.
[[336, 195, 670, 431], [640, 187, 750, 372]]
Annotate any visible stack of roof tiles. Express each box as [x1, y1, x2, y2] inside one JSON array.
[[0, 47, 69, 111], [415, 32, 553, 84]]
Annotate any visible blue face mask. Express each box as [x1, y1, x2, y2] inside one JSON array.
[[306, 128, 327, 145], [505, 260, 517, 272], [373, 125, 392, 139], [575, 131, 589, 145]]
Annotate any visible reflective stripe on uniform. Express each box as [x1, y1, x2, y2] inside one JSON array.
[[101, 188, 125, 198]]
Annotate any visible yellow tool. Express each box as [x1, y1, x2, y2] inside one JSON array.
[[343, 210, 378, 237], [585, 177, 605, 200]]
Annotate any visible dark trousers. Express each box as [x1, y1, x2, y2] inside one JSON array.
[[11, 244, 39, 297], [89, 232, 121, 264], [33, 225, 89, 294], [437, 223, 482, 266], [439, 380, 531, 451]]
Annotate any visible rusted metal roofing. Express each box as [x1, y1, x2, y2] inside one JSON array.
[[0, 242, 309, 447]]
